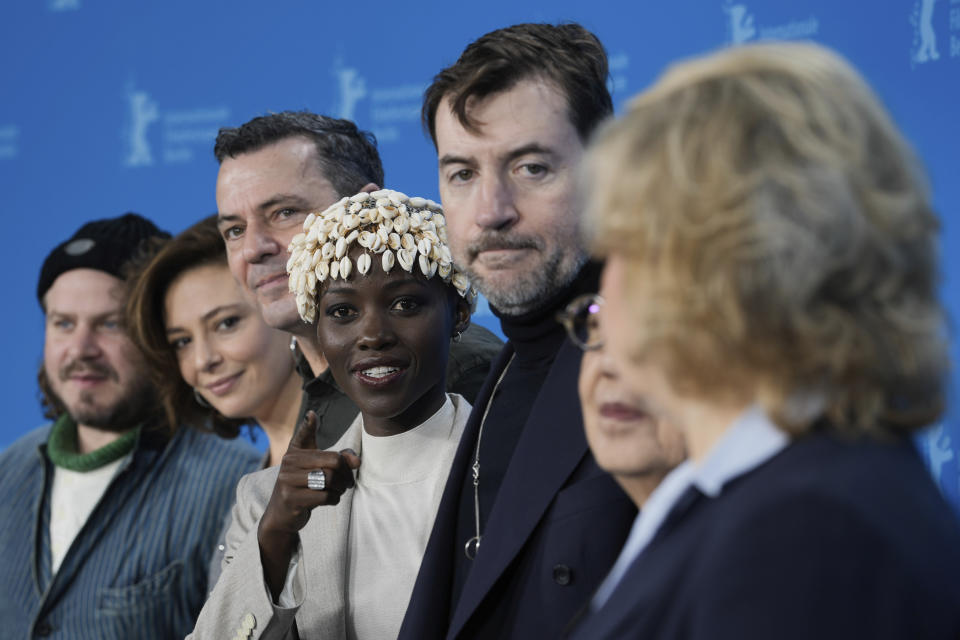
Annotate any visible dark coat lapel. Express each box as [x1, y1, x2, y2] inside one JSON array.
[[449, 339, 587, 636], [399, 343, 515, 640]]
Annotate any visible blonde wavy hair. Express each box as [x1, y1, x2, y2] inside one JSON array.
[[584, 42, 946, 435]]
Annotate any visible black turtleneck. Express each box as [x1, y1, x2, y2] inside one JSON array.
[[450, 261, 603, 610]]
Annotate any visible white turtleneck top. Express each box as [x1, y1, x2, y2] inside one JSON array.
[[345, 395, 462, 640], [275, 394, 468, 639]]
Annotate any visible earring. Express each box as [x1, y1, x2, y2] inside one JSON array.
[[193, 388, 212, 409], [289, 336, 300, 365], [452, 330, 462, 343]]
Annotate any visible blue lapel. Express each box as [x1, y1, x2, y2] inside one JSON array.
[[449, 338, 588, 636], [37, 430, 167, 608], [33, 444, 53, 598]]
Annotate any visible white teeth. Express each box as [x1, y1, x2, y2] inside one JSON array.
[[361, 366, 400, 378]]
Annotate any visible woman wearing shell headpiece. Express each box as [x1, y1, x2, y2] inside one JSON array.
[[189, 189, 477, 639]]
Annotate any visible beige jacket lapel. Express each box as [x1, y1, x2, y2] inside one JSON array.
[[294, 416, 363, 638]]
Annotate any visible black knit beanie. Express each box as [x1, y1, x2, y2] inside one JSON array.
[[37, 212, 170, 306]]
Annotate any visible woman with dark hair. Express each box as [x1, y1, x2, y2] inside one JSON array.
[[570, 42, 960, 639], [188, 189, 476, 639], [128, 216, 303, 588], [127, 215, 300, 462]]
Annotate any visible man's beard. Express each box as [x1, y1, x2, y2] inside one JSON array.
[[49, 361, 155, 432], [460, 230, 587, 316]]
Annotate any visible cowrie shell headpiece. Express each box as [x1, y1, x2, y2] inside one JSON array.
[[287, 189, 476, 323]]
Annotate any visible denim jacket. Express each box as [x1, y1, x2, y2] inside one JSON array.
[[0, 422, 260, 639]]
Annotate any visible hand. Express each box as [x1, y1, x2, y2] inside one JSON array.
[[257, 411, 361, 597]]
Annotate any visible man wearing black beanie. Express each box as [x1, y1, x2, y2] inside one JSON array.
[[0, 212, 260, 638]]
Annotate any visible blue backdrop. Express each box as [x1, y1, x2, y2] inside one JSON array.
[[2, 0, 958, 508]]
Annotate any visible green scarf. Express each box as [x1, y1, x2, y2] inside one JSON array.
[[46, 413, 140, 472]]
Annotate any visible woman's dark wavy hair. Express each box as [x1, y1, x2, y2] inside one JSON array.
[[125, 215, 251, 438]]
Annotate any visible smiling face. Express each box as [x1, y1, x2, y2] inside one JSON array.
[[43, 269, 152, 431], [314, 248, 470, 436], [163, 263, 296, 422], [434, 79, 588, 315], [216, 136, 343, 334]]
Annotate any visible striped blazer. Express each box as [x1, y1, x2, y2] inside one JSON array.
[[0, 422, 260, 639]]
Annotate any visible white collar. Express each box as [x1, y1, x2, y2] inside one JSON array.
[[358, 395, 457, 485]]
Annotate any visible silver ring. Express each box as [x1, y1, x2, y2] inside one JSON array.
[[307, 469, 326, 491]]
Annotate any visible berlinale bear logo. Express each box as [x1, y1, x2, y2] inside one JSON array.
[[334, 65, 367, 122], [725, 3, 757, 44], [124, 88, 159, 168], [912, 0, 941, 64]]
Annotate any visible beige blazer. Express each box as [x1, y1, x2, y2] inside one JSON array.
[[186, 394, 470, 640]]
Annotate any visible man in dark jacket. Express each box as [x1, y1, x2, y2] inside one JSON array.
[[212, 111, 502, 449], [398, 23, 636, 640], [0, 213, 260, 639]]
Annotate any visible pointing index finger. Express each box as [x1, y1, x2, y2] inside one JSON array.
[[289, 411, 319, 451]]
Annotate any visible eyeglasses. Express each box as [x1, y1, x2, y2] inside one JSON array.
[[556, 293, 604, 351]]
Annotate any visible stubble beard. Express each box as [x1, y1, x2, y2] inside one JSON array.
[[460, 232, 588, 316], [49, 364, 155, 433]]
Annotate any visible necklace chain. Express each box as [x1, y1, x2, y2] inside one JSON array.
[[464, 353, 516, 560]]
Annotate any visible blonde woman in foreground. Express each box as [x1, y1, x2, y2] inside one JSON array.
[[568, 42, 960, 640]]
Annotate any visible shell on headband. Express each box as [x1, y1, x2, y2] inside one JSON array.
[[286, 188, 476, 323]]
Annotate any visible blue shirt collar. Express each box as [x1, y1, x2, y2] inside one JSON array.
[[693, 404, 789, 497]]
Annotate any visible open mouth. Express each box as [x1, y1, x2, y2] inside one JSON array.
[[354, 364, 407, 386], [362, 366, 400, 378]]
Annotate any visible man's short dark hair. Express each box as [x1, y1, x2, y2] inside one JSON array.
[[422, 23, 612, 146], [213, 111, 384, 197]]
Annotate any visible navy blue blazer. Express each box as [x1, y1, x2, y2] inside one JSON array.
[[399, 339, 637, 640], [0, 424, 260, 639], [568, 431, 960, 640]]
